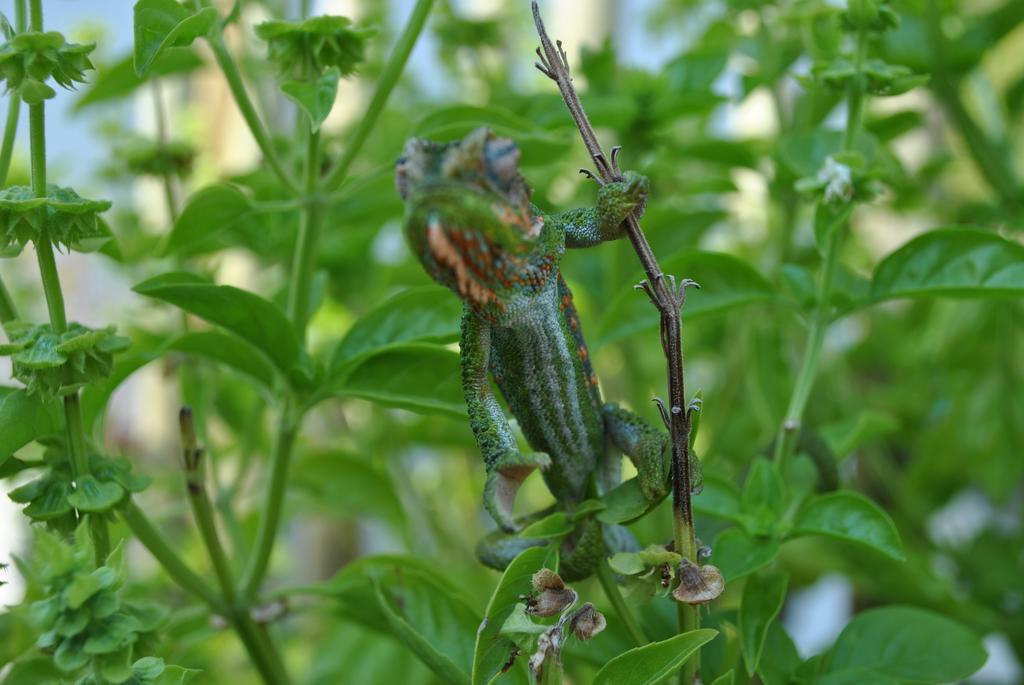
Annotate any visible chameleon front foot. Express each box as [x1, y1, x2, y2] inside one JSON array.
[[484, 449, 551, 532]]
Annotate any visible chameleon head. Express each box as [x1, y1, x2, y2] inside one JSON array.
[[396, 128, 545, 316]]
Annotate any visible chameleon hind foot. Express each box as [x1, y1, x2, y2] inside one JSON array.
[[483, 449, 551, 532]]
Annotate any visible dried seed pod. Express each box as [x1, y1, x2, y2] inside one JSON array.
[[672, 559, 724, 605], [568, 603, 606, 641], [527, 569, 576, 617]]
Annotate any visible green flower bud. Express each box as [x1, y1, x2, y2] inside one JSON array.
[[0, 30, 94, 100], [0, 321, 130, 398], [255, 15, 375, 79], [0, 184, 111, 254]]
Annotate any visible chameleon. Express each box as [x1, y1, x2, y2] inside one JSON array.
[[395, 127, 697, 579]]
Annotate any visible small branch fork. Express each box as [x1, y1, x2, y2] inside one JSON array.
[[532, 2, 699, 555]]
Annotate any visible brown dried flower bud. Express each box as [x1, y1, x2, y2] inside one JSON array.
[[672, 559, 724, 605], [568, 602, 606, 641], [527, 569, 577, 617]]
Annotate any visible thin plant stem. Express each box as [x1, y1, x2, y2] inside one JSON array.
[[0, 87, 20, 187], [238, 125, 320, 599], [201, 11, 300, 197], [26, 0, 109, 562], [531, 5, 702, 679], [151, 78, 179, 223], [240, 408, 300, 598], [285, 127, 323, 337], [0, 0, 23, 324], [120, 500, 224, 609], [322, 0, 435, 192], [179, 407, 292, 685], [774, 27, 867, 471], [179, 407, 237, 603], [595, 559, 648, 646]]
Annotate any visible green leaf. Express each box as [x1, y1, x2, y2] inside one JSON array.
[[871, 228, 1024, 301], [741, 459, 785, 534], [789, 491, 904, 560], [322, 556, 478, 685], [738, 571, 788, 675], [757, 622, 801, 685], [133, 271, 302, 378], [710, 528, 780, 583], [596, 477, 661, 524], [693, 475, 743, 524], [825, 606, 987, 683], [282, 67, 340, 132], [608, 551, 647, 576], [66, 567, 116, 609], [597, 251, 776, 347], [168, 330, 277, 389], [329, 286, 461, 374], [518, 511, 573, 539], [593, 629, 718, 685], [709, 671, 734, 685], [163, 184, 253, 256], [472, 546, 550, 685], [66, 474, 125, 512], [76, 47, 203, 109], [329, 344, 464, 417], [133, 0, 218, 76], [154, 664, 201, 685], [0, 387, 60, 463], [372, 580, 470, 685], [84, 613, 139, 655]]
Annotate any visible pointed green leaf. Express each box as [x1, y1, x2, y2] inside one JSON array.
[[66, 475, 125, 513], [282, 67, 340, 132], [329, 343, 464, 417], [593, 629, 718, 685], [826, 606, 986, 683], [710, 528, 780, 583], [329, 286, 461, 374], [0, 387, 60, 463], [789, 490, 904, 560], [739, 571, 788, 674], [163, 184, 253, 256], [871, 228, 1024, 301], [133, 0, 218, 76], [133, 271, 301, 377], [168, 330, 277, 389]]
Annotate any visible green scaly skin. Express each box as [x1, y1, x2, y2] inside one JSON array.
[[397, 128, 694, 579]]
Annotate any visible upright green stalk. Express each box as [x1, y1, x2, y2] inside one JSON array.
[[26, 0, 109, 564], [285, 128, 323, 337], [774, 28, 867, 472], [202, 14, 300, 197], [240, 410, 299, 598], [120, 501, 223, 608], [323, 0, 435, 192], [151, 79, 179, 222], [0, 0, 26, 326]]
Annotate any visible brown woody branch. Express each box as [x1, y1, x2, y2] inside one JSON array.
[[531, 2, 698, 552]]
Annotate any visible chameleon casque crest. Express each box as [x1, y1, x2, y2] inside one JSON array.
[[396, 127, 699, 579]]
